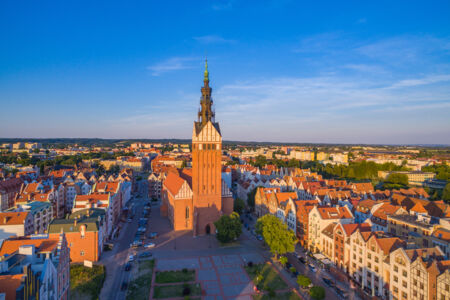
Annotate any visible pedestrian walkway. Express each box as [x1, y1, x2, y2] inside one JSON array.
[[152, 253, 265, 300]]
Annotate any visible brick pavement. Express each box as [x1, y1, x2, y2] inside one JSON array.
[[152, 253, 264, 300]]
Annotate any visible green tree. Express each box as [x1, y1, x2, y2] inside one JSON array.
[[279, 256, 288, 266], [233, 198, 245, 215], [214, 212, 242, 243], [255, 214, 297, 256], [297, 275, 312, 288], [309, 286, 325, 300], [287, 158, 299, 168], [443, 183, 450, 202], [386, 173, 409, 186], [247, 187, 260, 209], [108, 165, 120, 174]]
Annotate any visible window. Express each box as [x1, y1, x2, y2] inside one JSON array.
[[368, 253, 371, 259], [402, 281, 407, 288], [403, 270, 407, 277], [394, 276, 398, 283], [185, 206, 189, 219], [402, 292, 407, 299], [394, 265, 398, 272], [80, 250, 84, 256], [446, 284, 449, 291], [375, 257, 379, 263], [417, 270, 421, 276]]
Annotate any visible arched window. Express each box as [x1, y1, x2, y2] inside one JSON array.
[[186, 206, 189, 219]]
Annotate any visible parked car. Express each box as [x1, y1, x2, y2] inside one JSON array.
[[125, 263, 132, 271], [148, 232, 158, 239], [128, 255, 135, 262], [308, 264, 316, 272], [121, 281, 128, 291], [322, 277, 334, 287], [127, 218, 132, 223], [130, 240, 142, 248], [298, 256, 306, 264], [257, 235, 263, 241], [139, 251, 152, 258], [144, 243, 155, 248], [335, 287, 348, 299]]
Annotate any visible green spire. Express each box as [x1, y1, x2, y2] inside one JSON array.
[[204, 58, 209, 81]]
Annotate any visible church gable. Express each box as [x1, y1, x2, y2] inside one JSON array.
[[192, 121, 222, 142], [175, 181, 193, 199]]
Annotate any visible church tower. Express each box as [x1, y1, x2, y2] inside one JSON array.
[[192, 59, 223, 236]]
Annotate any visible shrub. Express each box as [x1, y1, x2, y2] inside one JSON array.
[[248, 261, 253, 267], [182, 283, 191, 296], [297, 275, 312, 288], [310, 286, 325, 300], [266, 287, 276, 298], [279, 256, 288, 266], [182, 268, 188, 274], [290, 267, 296, 273]]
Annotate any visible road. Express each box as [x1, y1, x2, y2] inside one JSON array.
[[99, 179, 149, 300]]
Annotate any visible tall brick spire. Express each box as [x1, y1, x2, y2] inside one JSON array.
[[198, 58, 215, 125]]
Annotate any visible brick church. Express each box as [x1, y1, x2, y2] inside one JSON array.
[[160, 60, 234, 236]]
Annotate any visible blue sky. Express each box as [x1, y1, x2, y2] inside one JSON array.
[[0, 0, 449, 144]]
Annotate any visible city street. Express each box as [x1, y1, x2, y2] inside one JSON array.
[[99, 179, 148, 300]]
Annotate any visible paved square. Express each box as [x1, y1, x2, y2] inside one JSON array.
[[155, 253, 263, 299]]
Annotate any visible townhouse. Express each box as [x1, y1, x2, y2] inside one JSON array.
[[0, 233, 70, 300], [48, 208, 106, 262], [0, 212, 34, 240], [308, 205, 354, 253]]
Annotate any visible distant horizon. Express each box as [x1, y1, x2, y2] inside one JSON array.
[[0, 137, 448, 147], [1, 1, 449, 144]]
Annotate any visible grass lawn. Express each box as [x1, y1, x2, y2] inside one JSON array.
[[245, 263, 288, 292], [139, 259, 155, 272], [153, 283, 202, 299], [70, 264, 105, 300], [252, 291, 301, 300], [126, 259, 154, 300], [219, 241, 240, 247], [155, 269, 196, 284]]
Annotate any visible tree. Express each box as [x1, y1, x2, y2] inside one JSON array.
[[247, 187, 260, 209], [255, 214, 297, 256], [180, 160, 187, 169], [233, 198, 245, 215], [108, 165, 120, 174], [279, 256, 288, 266], [309, 286, 325, 300], [214, 212, 242, 243], [443, 183, 450, 202], [297, 275, 312, 288], [386, 173, 409, 186]]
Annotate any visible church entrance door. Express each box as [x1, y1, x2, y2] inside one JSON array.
[[205, 224, 211, 235]]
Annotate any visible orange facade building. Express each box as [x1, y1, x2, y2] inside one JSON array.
[[161, 60, 233, 236]]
